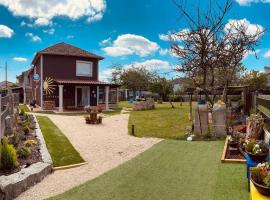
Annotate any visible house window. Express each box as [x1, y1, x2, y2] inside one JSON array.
[[76, 61, 93, 77]]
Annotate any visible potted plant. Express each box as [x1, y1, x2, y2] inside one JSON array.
[[84, 106, 91, 114], [98, 116, 103, 124], [245, 140, 269, 162], [228, 135, 238, 148], [251, 162, 270, 196]]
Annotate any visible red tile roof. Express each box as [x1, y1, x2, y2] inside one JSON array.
[[32, 42, 104, 64], [54, 79, 120, 86]]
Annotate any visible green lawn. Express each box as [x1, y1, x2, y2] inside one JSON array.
[[119, 101, 133, 108], [36, 116, 84, 167], [49, 140, 248, 200], [19, 104, 30, 112], [128, 102, 194, 139]]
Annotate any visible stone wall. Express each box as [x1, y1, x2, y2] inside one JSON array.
[[0, 114, 53, 200], [132, 99, 155, 111]]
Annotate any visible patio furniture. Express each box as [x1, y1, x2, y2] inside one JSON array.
[[250, 181, 270, 200], [85, 112, 102, 124]]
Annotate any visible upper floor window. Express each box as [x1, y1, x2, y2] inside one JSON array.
[[76, 60, 93, 77]]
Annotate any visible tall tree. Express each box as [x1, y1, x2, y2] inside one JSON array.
[[113, 66, 157, 97], [171, 0, 264, 106], [241, 70, 268, 91], [150, 77, 173, 100]]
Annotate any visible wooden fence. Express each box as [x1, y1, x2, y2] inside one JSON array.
[[0, 92, 19, 138], [256, 96, 270, 126]]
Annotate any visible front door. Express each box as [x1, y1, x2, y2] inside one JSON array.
[[76, 87, 89, 107], [90, 87, 97, 106]]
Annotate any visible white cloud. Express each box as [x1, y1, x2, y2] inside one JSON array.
[[264, 50, 270, 58], [159, 48, 169, 56], [124, 59, 172, 71], [244, 49, 260, 59], [43, 28, 55, 35], [225, 18, 264, 37], [87, 12, 103, 23], [159, 29, 190, 42], [236, 0, 270, 6], [0, 25, 14, 38], [99, 59, 173, 81], [13, 57, 27, 62], [66, 35, 74, 39], [102, 34, 159, 57], [34, 18, 51, 26], [99, 68, 113, 81], [0, 0, 106, 24], [99, 37, 111, 46], [25, 32, 42, 42], [20, 21, 31, 27]]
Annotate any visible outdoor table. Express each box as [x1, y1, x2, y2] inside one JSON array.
[[250, 181, 270, 200]]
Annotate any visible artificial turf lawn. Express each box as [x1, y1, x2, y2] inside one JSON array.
[[128, 102, 194, 139], [19, 104, 30, 112], [36, 116, 84, 167], [49, 140, 248, 200]]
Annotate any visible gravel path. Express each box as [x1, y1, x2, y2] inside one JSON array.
[[17, 113, 161, 200]]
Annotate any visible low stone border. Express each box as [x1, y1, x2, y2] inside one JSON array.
[[0, 114, 53, 200]]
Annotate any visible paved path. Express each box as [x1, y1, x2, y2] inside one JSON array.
[[17, 113, 161, 200]]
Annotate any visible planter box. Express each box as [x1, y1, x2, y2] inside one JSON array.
[[0, 114, 53, 200]]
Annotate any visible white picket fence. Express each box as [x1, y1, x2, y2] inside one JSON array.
[[0, 93, 19, 138]]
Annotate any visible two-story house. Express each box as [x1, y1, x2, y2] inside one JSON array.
[[19, 42, 119, 112]]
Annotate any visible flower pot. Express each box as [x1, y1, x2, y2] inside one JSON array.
[[251, 179, 270, 196], [247, 152, 268, 163]]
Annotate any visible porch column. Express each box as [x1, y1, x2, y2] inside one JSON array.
[[59, 85, 64, 112], [125, 89, 128, 101], [105, 86, 110, 111], [23, 85, 26, 104], [97, 86, 99, 105]]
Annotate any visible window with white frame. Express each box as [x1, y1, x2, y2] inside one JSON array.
[[76, 61, 93, 77]]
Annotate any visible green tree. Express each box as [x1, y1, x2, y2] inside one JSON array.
[[241, 70, 268, 91], [150, 77, 173, 100], [119, 66, 156, 97]]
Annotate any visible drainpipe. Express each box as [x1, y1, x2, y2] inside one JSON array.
[[40, 55, 43, 110]]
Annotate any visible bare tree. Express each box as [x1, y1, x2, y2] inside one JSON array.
[[171, 0, 264, 106]]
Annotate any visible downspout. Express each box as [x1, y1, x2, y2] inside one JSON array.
[[40, 55, 43, 110]]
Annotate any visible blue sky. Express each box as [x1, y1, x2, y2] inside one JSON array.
[[0, 0, 270, 82]]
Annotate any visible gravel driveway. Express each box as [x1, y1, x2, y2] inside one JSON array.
[[17, 113, 161, 200]]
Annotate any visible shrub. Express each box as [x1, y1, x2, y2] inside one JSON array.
[[24, 139, 37, 147], [22, 125, 30, 135], [19, 109, 25, 116], [11, 131, 20, 147], [29, 123, 36, 130], [245, 140, 256, 152], [17, 146, 31, 158], [0, 137, 18, 170]]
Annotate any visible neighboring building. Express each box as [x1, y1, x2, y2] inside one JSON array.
[[18, 42, 120, 112], [16, 68, 33, 104], [0, 81, 18, 90]]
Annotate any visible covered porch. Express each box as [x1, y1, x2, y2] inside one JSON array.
[[43, 80, 120, 112]]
